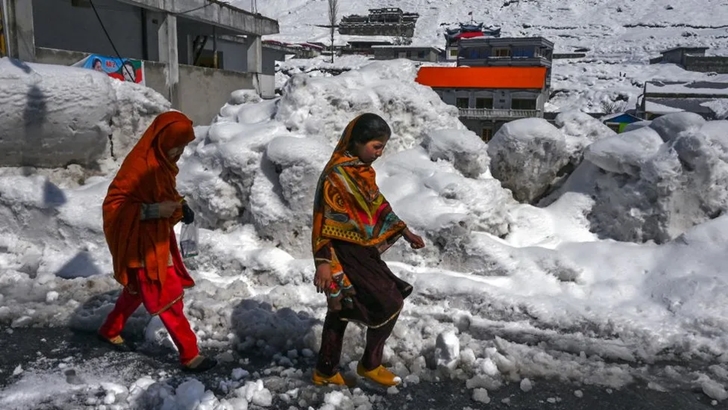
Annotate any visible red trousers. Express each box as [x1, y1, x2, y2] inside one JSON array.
[[99, 265, 199, 364]]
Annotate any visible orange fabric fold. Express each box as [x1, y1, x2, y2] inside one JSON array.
[[102, 111, 195, 287]]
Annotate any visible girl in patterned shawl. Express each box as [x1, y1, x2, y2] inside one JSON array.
[[311, 113, 425, 387]]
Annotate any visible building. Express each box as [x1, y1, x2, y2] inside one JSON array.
[[416, 66, 549, 141], [443, 23, 501, 61], [638, 80, 728, 120], [341, 38, 393, 55], [650, 46, 728, 74], [372, 45, 441, 62], [601, 112, 642, 133], [458, 36, 554, 88], [339, 8, 419, 37], [1, 0, 280, 124]]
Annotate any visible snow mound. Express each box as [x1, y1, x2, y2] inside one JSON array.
[[0, 58, 170, 170], [181, 59, 509, 259], [488, 118, 572, 203], [584, 126, 664, 176], [558, 115, 728, 243]]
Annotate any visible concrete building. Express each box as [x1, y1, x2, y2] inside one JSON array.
[[372, 45, 441, 62], [458, 36, 554, 88], [638, 80, 728, 120], [1, 0, 280, 124], [650, 46, 728, 74], [339, 8, 418, 37], [416, 66, 549, 141]]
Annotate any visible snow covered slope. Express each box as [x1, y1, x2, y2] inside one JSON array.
[[230, 0, 728, 55]]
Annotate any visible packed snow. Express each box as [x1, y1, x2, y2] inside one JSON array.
[[3, 55, 728, 409]]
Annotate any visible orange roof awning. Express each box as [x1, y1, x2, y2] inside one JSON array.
[[416, 66, 547, 89]]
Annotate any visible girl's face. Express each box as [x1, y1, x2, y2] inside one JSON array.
[[166, 144, 188, 163], [354, 135, 389, 164]]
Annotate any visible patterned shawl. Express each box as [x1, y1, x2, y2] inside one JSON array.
[[311, 115, 406, 310]]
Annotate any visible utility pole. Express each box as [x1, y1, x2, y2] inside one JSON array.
[[328, 0, 338, 63]]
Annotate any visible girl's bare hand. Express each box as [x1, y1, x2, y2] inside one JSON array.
[[314, 263, 333, 294]]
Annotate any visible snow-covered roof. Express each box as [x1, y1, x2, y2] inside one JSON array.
[[645, 81, 728, 96]]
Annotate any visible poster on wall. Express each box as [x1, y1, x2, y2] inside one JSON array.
[[73, 54, 146, 86]]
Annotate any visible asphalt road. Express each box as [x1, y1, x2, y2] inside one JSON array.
[[0, 327, 720, 410]]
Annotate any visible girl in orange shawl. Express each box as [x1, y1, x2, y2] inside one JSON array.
[[311, 113, 425, 387], [97, 111, 216, 373]]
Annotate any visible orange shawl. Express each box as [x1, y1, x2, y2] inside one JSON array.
[[102, 111, 195, 287], [312, 115, 406, 307]]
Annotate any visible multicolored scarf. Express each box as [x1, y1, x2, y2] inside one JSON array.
[[312, 115, 406, 311]]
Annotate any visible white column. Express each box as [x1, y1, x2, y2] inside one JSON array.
[[3, 0, 35, 61], [158, 13, 179, 106], [246, 34, 262, 73]]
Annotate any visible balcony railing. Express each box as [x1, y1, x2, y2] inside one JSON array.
[[458, 108, 541, 119]]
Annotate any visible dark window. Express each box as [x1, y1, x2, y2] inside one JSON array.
[[513, 47, 534, 58], [511, 99, 537, 110], [456, 98, 470, 109], [494, 48, 511, 57], [481, 128, 493, 142], [418, 51, 426, 59], [475, 98, 493, 109]]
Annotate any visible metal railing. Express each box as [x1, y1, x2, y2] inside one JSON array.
[[458, 108, 541, 119]]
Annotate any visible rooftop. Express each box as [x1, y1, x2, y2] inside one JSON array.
[[416, 66, 547, 89]]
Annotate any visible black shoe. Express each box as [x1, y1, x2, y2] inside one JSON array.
[[97, 334, 136, 352], [182, 356, 218, 373]]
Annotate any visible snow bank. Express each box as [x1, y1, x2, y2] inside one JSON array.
[[0, 58, 170, 169], [558, 114, 728, 243], [487, 118, 572, 203], [180, 59, 502, 258]]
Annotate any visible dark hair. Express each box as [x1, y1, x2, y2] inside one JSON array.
[[92, 58, 102, 67], [347, 113, 391, 151]]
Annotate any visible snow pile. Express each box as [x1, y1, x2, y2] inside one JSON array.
[[487, 118, 573, 203], [179, 59, 506, 258], [558, 114, 728, 242], [0, 58, 170, 169]]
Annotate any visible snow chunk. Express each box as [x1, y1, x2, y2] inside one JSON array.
[[435, 330, 460, 370], [488, 118, 571, 203], [472, 388, 491, 404], [421, 129, 489, 178], [584, 127, 663, 176], [649, 112, 706, 142], [520, 378, 533, 392]]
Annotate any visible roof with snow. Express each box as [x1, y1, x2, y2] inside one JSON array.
[[645, 81, 728, 97], [415, 66, 547, 89]]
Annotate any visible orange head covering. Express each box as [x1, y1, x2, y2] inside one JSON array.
[[102, 111, 195, 287], [312, 114, 405, 257]]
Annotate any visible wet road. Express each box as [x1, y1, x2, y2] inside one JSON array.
[[0, 327, 720, 410]]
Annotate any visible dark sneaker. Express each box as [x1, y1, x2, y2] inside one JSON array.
[[182, 356, 218, 373], [97, 334, 136, 352]]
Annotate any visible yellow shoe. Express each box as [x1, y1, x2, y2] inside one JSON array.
[[356, 363, 401, 387], [312, 370, 353, 387]]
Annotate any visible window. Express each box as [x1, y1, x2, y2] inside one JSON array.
[[513, 47, 534, 58], [456, 98, 469, 109], [449, 49, 458, 58], [398, 51, 407, 59], [511, 99, 537, 110], [481, 128, 493, 142], [493, 47, 511, 57], [475, 98, 493, 109], [418, 50, 426, 59]]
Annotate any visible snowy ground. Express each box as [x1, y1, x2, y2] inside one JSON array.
[[2, 54, 728, 410]]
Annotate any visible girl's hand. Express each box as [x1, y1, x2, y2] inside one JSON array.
[[403, 228, 425, 249], [314, 263, 333, 294]]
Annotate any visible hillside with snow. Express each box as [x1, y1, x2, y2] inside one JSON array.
[[228, 0, 728, 112]]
